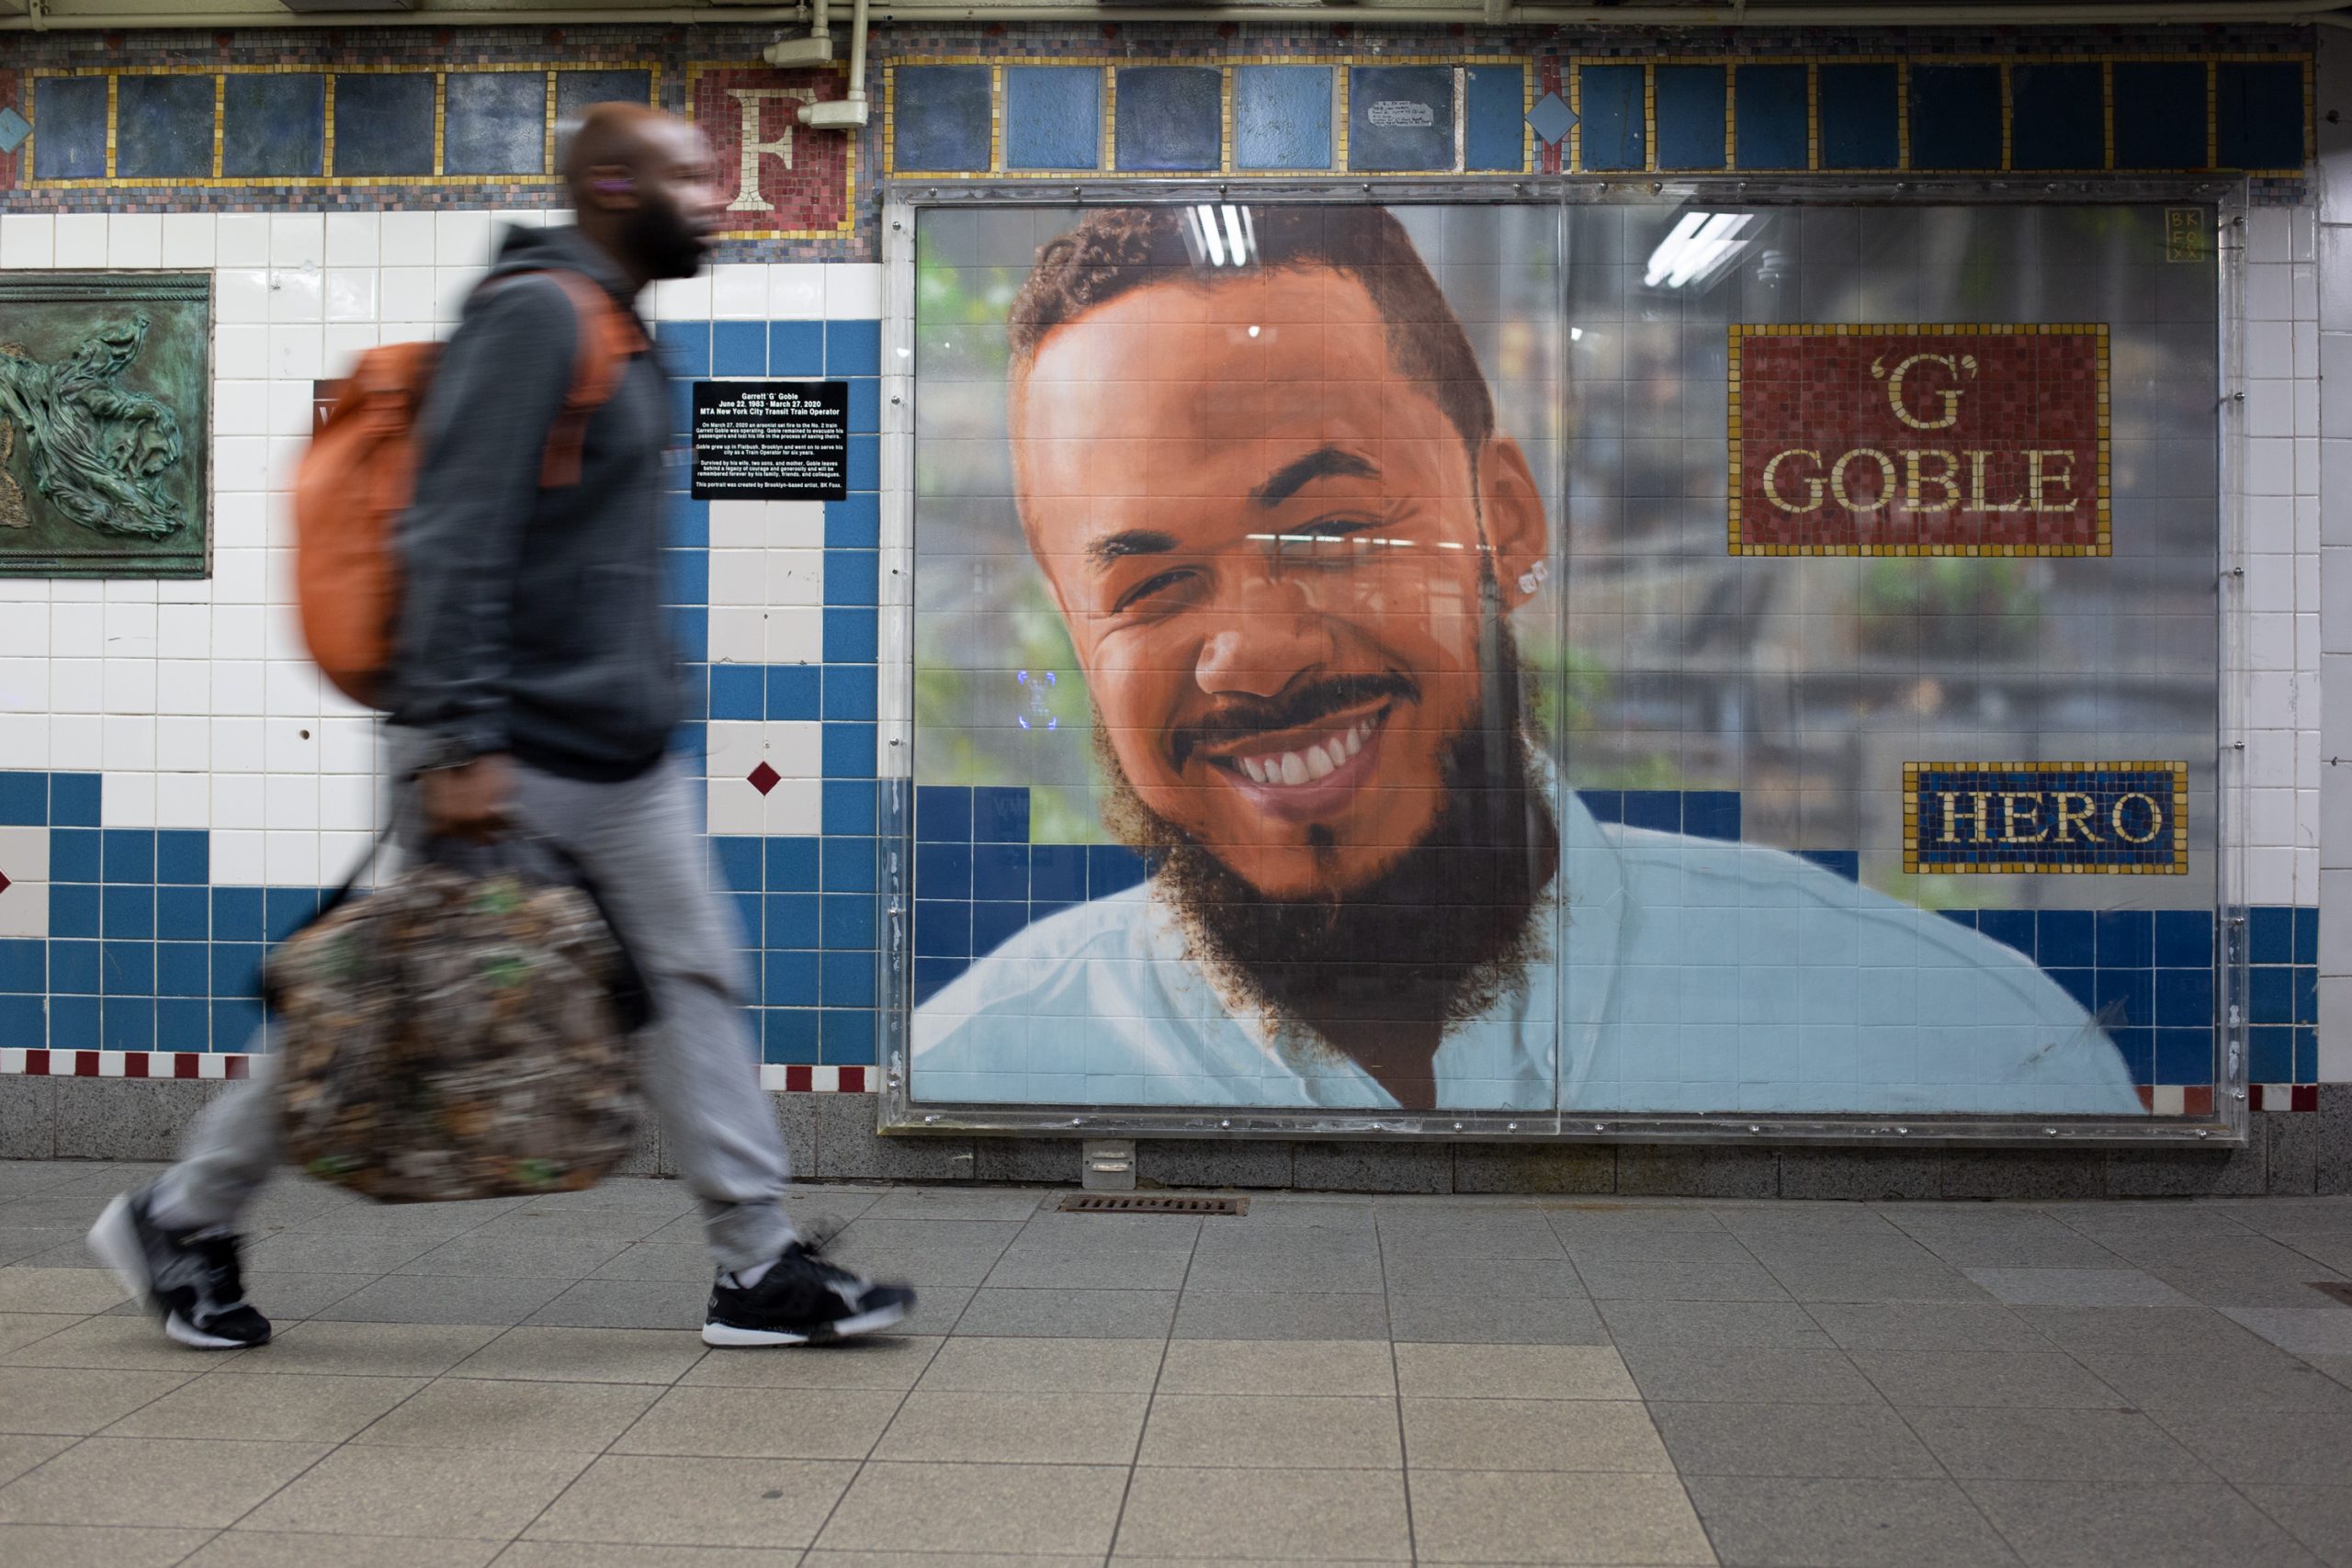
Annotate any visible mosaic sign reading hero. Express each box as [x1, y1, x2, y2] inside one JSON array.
[[1905, 762, 2188, 875], [1729, 324, 2109, 557]]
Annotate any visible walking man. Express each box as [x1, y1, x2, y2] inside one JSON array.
[[89, 104, 913, 1351]]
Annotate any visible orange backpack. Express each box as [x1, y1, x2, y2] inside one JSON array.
[[294, 269, 646, 708]]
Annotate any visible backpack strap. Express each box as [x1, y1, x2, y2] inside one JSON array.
[[480, 267, 649, 490]]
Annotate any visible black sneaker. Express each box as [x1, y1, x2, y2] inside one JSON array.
[[703, 1240, 915, 1348], [87, 1190, 272, 1350]]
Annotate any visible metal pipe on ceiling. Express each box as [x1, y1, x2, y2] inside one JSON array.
[[4, 0, 2346, 29]]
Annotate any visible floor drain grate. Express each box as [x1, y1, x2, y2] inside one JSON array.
[[2312, 1281, 2352, 1308], [1058, 1194, 1248, 1215]]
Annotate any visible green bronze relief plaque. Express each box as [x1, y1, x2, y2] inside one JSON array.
[[0, 272, 211, 578]]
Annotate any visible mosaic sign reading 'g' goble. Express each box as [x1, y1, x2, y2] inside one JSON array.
[[0, 272, 209, 578], [1730, 324, 2109, 557]]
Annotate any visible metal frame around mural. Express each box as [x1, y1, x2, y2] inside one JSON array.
[[874, 174, 2249, 1150]]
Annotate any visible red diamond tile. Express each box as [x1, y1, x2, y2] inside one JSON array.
[[0, 871, 10, 896], [747, 762, 781, 796]]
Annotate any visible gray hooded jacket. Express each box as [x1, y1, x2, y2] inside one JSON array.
[[390, 224, 684, 782]]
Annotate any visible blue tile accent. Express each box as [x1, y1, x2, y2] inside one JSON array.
[[2095, 910, 2153, 970], [1579, 65, 1646, 171], [2009, 62, 2104, 171], [555, 69, 655, 121], [1818, 63, 1899, 169], [210, 942, 262, 998], [823, 665, 877, 722], [51, 941, 99, 995], [2219, 60, 2304, 169], [711, 665, 765, 721], [0, 773, 45, 826], [2296, 906, 2321, 966], [822, 892, 876, 950], [713, 320, 766, 377], [846, 437, 879, 493], [156, 832, 209, 886], [825, 550, 880, 607], [1090, 844, 1150, 897], [1795, 850, 1860, 883], [765, 950, 820, 1007], [918, 841, 972, 902], [654, 321, 712, 378], [2036, 910, 2094, 970], [827, 320, 881, 378], [157, 942, 209, 998], [1682, 793, 1741, 842], [0, 997, 45, 1043], [713, 835, 763, 894], [1655, 65, 1728, 170], [771, 321, 824, 377], [31, 75, 107, 181], [2296, 1027, 2319, 1081], [157, 998, 209, 1052], [972, 842, 1029, 905], [827, 495, 880, 549], [918, 787, 973, 843], [2115, 62, 2209, 168], [2249, 965, 2294, 1025], [2248, 1025, 2294, 1083], [820, 1008, 874, 1066], [116, 75, 218, 180], [1977, 909, 2035, 960], [821, 840, 876, 894], [765, 837, 820, 892], [51, 829, 101, 885], [2155, 966, 2215, 1029], [973, 900, 1031, 958], [49, 996, 98, 1051], [265, 888, 323, 943], [1622, 792, 1681, 834], [1350, 65, 1454, 172], [2155, 910, 2214, 968], [1115, 66, 1223, 172], [51, 774, 100, 828], [895, 65, 993, 172], [444, 71, 547, 176], [822, 779, 877, 837], [101, 942, 153, 999], [769, 665, 822, 721], [823, 608, 877, 664], [912, 959, 964, 1007], [766, 894, 819, 949], [1005, 67, 1102, 171], [51, 886, 100, 941], [763, 1007, 821, 1065], [1236, 66, 1333, 170], [914, 900, 971, 959], [2093, 969, 2152, 1030], [102, 998, 155, 1052], [212, 888, 265, 944], [334, 72, 436, 178], [1908, 64, 2002, 171], [104, 887, 155, 942], [1031, 844, 1087, 904], [1735, 64, 1808, 171], [667, 498, 709, 549], [846, 378, 880, 434], [1464, 65, 1525, 172], [0, 940, 44, 993], [974, 787, 1030, 844], [820, 950, 876, 1008], [2250, 906, 2294, 964]]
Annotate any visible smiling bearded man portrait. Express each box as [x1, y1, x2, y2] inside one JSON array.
[[910, 204, 2144, 1118]]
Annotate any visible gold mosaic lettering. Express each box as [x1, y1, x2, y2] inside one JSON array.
[[1967, 450, 2024, 513], [1882, 352, 1968, 431], [1938, 791, 1991, 843], [725, 87, 818, 214], [2028, 448, 2076, 513], [2111, 792, 2165, 844], [2000, 793, 2050, 843], [1903, 448, 1961, 512], [1830, 448, 1895, 515], [2053, 792, 2102, 843], [1761, 448, 1825, 513]]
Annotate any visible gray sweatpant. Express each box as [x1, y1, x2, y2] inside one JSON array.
[[149, 753, 798, 1274]]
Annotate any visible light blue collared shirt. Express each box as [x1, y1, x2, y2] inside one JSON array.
[[911, 793, 2143, 1115]]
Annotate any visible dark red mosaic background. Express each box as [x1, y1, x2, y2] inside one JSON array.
[[691, 65, 854, 239], [1735, 329, 2105, 554]]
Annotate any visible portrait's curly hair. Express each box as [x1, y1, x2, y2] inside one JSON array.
[[1006, 205, 1495, 457]]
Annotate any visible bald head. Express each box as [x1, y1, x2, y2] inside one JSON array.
[[559, 103, 723, 290]]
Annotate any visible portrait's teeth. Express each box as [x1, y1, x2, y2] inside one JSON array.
[[1306, 745, 1336, 780], [1342, 727, 1363, 758], [1278, 752, 1308, 786], [1239, 757, 1265, 784]]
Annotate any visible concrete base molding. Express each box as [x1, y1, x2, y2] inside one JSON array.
[[6, 1079, 2351, 1199]]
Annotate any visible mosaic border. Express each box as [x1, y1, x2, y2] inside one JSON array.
[[1902, 761, 2190, 875]]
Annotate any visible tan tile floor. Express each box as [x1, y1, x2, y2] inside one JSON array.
[[1, 1159, 2349, 1566]]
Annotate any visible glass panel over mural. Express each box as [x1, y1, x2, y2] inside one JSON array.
[[900, 198, 2222, 1124]]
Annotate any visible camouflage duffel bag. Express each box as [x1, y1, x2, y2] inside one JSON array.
[[266, 840, 647, 1203]]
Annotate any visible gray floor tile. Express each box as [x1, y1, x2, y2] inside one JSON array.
[[242, 1446, 591, 1537], [1681, 1475, 2020, 1567], [587, 1242, 712, 1282], [1155, 1338, 1396, 1396], [1963, 1479, 2323, 1568], [0, 1313, 83, 1356], [0, 1268, 135, 1314], [2013, 1305, 2278, 1359], [1964, 1267, 2199, 1307], [2069, 1342, 2352, 1411], [1888, 1216, 2134, 1270], [1849, 1349, 2128, 1408], [611, 1383, 901, 1459], [1408, 1470, 1713, 1564], [1394, 1343, 1636, 1399], [1373, 1213, 1566, 1258], [816, 1461, 1127, 1556], [394, 1233, 634, 1278], [495, 1546, 802, 1568], [1116, 1467, 1412, 1561], [2221, 1305, 2352, 1356], [1617, 1343, 1885, 1404], [0, 1436, 72, 1488], [2243, 1485, 2352, 1568], [859, 1187, 1046, 1223], [1904, 1406, 2214, 1482], [1170, 1292, 1388, 1341], [1181, 1255, 1385, 1293], [2149, 1407, 2352, 1483], [446, 1325, 707, 1384], [914, 1336, 1164, 1393], [183, 1531, 503, 1568], [2145, 1264, 2352, 1310], [984, 1246, 1196, 1292], [5, 1313, 254, 1371], [104, 1371, 424, 1441], [1401, 1396, 1670, 1472], [874, 1389, 1148, 1464], [955, 1288, 1178, 1339], [1573, 1255, 1792, 1302], [1805, 1301, 2056, 1352], [1383, 1292, 1610, 1345], [310, 1274, 573, 1326], [0, 1524, 218, 1568], [1648, 1401, 1945, 1479], [681, 1334, 941, 1390], [1759, 1258, 1997, 1304], [0, 1365, 198, 1434], [216, 1321, 504, 1379], [1380, 1255, 1583, 1299], [244, 1232, 444, 1275], [1142, 1393, 1402, 1468], [1595, 1298, 1833, 1348], [355, 1377, 661, 1451], [0, 1436, 331, 1528], [523, 1278, 706, 1331], [524, 1455, 854, 1550]]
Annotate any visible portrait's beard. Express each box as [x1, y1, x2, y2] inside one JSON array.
[[1092, 611, 1560, 1055]]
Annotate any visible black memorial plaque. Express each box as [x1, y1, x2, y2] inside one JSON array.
[[691, 379, 850, 501]]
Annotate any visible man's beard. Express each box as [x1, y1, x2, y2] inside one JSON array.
[[625, 198, 707, 281], [1093, 618, 1560, 1055]]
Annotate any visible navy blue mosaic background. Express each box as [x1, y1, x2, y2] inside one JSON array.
[[1908, 765, 2186, 874]]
